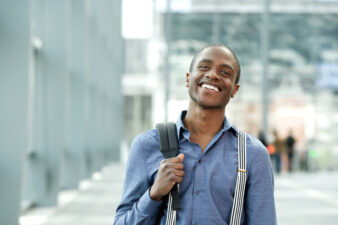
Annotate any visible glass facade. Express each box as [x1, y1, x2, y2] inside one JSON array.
[[151, 0, 338, 170]]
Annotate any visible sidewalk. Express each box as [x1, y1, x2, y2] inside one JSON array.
[[20, 163, 338, 225], [20, 163, 126, 225], [275, 172, 338, 225]]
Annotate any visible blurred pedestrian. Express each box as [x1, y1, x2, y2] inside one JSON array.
[[272, 130, 286, 174], [259, 131, 275, 165], [258, 130, 267, 147], [285, 130, 296, 172]]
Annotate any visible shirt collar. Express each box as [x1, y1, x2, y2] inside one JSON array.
[[175, 110, 238, 140]]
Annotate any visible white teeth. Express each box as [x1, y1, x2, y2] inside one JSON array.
[[201, 83, 219, 92]]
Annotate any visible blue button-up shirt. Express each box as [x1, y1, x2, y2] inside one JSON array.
[[114, 111, 277, 225]]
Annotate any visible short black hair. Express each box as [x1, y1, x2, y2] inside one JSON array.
[[188, 44, 241, 84]]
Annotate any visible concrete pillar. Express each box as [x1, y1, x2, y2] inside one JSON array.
[[0, 1, 29, 224], [38, 0, 68, 205], [84, 0, 98, 176], [111, 0, 124, 162], [61, 0, 86, 189], [21, 0, 47, 208]]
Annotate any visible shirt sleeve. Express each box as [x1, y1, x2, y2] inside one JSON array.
[[113, 134, 163, 225], [245, 143, 277, 225]]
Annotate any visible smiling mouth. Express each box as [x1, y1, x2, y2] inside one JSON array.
[[201, 83, 220, 92]]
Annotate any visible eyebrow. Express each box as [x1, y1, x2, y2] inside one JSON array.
[[198, 59, 234, 72], [198, 59, 213, 64]]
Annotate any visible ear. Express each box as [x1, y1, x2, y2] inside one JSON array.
[[185, 73, 190, 87], [231, 84, 240, 98]]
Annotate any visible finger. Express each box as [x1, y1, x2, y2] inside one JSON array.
[[168, 153, 185, 163], [178, 153, 184, 162], [162, 162, 184, 170], [177, 176, 183, 183], [165, 168, 184, 179], [168, 173, 184, 184], [171, 175, 183, 184], [172, 169, 185, 177]]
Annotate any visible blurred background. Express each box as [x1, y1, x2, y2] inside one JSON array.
[[1, 0, 338, 225]]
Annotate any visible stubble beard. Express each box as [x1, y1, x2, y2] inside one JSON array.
[[189, 92, 227, 110]]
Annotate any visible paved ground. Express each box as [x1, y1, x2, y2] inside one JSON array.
[[20, 163, 338, 225], [275, 172, 338, 225], [20, 163, 125, 225]]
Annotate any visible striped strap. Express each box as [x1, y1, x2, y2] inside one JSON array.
[[165, 191, 177, 225], [230, 130, 247, 225]]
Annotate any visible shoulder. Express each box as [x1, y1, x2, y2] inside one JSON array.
[[243, 132, 272, 177], [130, 128, 159, 156], [244, 132, 270, 164], [132, 128, 159, 146], [128, 128, 162, 165], [245, 132, 267, 154]]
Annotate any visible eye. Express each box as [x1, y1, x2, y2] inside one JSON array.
[[220, 70, 230, 76], [198, 65, 209, 70]]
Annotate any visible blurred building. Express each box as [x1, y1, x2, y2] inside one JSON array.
[[122, 0, 338, 170], [1, 1, 124, 225]]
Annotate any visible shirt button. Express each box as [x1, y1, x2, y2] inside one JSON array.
[[195, 190, 200, 195]]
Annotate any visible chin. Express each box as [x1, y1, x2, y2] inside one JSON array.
[[190, 94, 229, 109], [198, 102, 226, 110]]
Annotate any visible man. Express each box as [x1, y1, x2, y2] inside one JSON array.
[[114, 44, 277, 225], [272, 130, 285, 174], [285, 130, 296, 172]]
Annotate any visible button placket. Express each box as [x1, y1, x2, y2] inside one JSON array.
[[192, 145, 203, 224]]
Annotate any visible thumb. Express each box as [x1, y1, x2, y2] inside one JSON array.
[[177, 153, 184, 162], [169, 153, 185, 163]]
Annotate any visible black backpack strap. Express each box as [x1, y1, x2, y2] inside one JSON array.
[[156, 122, 180, 211], [166, 122, 180, 210], [157, 123, 170, 157]]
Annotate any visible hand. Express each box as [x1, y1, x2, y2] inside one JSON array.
[[150, 154, 185, 201]]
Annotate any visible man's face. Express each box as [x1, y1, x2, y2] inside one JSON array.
[[186, 46, 240, 109]]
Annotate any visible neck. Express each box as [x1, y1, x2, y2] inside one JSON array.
[[184, 101, 226, 136]]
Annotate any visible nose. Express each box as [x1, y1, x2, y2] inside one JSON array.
[[205, 68, 219, 80]]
